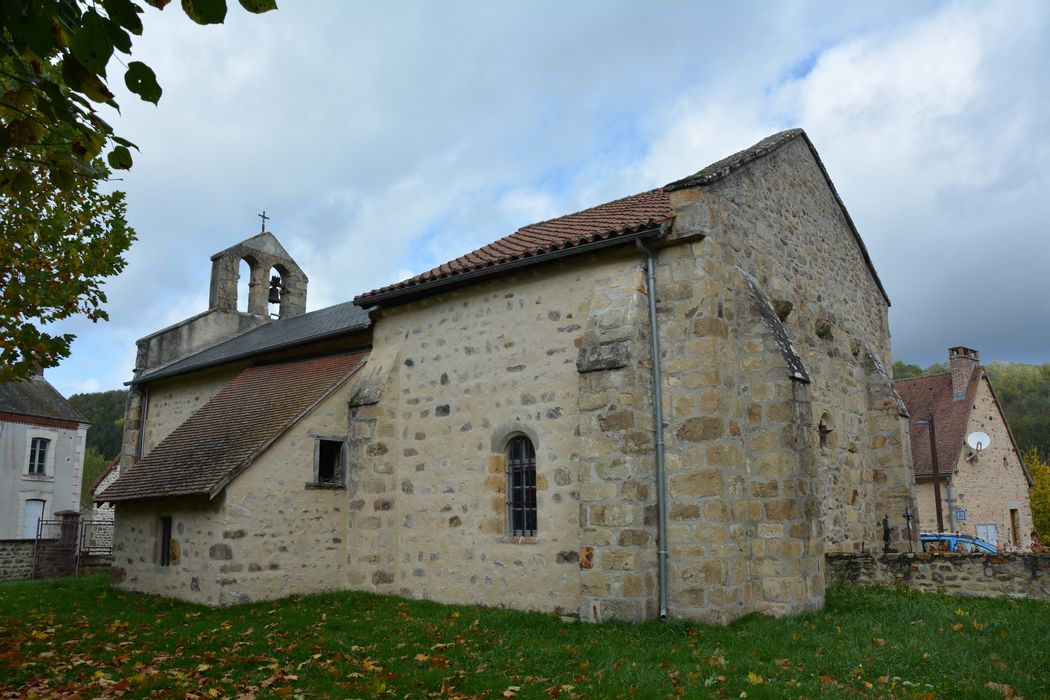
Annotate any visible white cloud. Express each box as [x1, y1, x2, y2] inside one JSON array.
[[42, 0, 1050, 395]]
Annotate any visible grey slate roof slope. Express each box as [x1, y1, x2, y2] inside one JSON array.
[[133, 300, 371, 384], [0, 376, 89, 424]]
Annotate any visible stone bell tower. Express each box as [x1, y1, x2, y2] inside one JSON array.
[[209, 231, 308, 319], [132, 230, 308, 378]]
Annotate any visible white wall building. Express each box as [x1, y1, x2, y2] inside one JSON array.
[[0, 371, 90, 539]]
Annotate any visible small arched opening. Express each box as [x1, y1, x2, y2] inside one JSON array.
[[818, 411, 836, 451], [505, 435, 537, 537], [237, 257, 253, 313], [267, 265, 284, 318]]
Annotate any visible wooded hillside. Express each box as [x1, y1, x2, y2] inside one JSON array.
[[67, 389, 127, 504]]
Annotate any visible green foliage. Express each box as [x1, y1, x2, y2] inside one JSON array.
[[891, 360, 949, 380], [67, 388, 127, 458], [891, 361, 924, 379], [985, 363, 1050, 459], [0, 0, 276, 380], [0, 153, 135, 382], [79, 446, 109, 504], [1, 578, 1048, 697], [1026, 447, 1050, 540]]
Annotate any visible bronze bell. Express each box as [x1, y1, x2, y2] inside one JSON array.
[[268, 275, 282, 304]]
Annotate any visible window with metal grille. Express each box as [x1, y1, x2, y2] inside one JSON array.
[[28, 438, 49, 475], [159, 516, 172, 566], [506, 436, 537, 536]]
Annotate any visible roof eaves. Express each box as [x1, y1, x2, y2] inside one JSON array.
[[982, 371, 1034, 487], [205, 356, 368, 499], [356, 223, 670, 308], [90, 456, 120, 494], [130, 320, 371, 386]]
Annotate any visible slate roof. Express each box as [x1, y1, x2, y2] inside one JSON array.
[[355, 128, 889, 307], [100, 351, 368, 502], [133, 301, 371, 385], [895, 371, 980, 478], [0, 376, 89, 424], [355, 188, 674, 304]]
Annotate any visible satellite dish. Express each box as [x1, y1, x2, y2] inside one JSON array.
[[966, 431, 991, 452]]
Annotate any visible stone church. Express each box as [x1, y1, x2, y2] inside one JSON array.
[[100, 129, 916, 623]]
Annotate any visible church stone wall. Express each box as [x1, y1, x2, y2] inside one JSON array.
[[666, 136, 914, 561], [111, 498, 227, 604], [134, 310, 265, 378], [342, 255, 650, 616], [111, 375, 358, 605]]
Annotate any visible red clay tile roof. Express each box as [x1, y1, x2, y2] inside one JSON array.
[[355, 188, 674, 304], [90, 455, 121, 495], [894, 370, 980, 478], [98, 351, 367, 502], [355, 129, 889, 308]]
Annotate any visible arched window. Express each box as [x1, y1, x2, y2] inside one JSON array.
[[506, 436, 537, 536]]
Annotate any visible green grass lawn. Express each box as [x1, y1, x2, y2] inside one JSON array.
[[0, 577, 1047, 698]]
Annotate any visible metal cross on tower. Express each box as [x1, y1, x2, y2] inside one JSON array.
[[258, 210, 269, 232]]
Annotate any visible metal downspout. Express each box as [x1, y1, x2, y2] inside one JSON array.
[[945, 476, 956, 533], [636, 239, 668, 621], [136, 386, 149, 459]]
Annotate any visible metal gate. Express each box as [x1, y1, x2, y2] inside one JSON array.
[[31, 515, 114, 578]]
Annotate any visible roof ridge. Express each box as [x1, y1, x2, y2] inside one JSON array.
[[517, 187, 665, 231], [893, 371, 952, 383], [354, 188, 672, 305]]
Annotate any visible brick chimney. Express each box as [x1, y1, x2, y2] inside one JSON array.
[[949, 346, 979, 400]]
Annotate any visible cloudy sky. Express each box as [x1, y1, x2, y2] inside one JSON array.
[[44, 0, 1050, 396]]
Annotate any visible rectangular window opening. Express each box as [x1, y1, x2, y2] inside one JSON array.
[[159, 516, 172, 567], [316, 439, 344, 485], [28, 437, 49, 475]]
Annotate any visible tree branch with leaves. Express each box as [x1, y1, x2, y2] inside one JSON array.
[[0, 0, 276, 382]]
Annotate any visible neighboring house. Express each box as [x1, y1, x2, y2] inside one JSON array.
[[895, 347, 1033, 550], [100, 129, 916, 623], [87, 456, 122, 550], [0, 369, 90, 539]]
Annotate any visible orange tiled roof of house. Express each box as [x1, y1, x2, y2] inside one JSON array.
[[895, 371, 980, 478]]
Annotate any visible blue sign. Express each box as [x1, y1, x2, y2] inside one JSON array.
[[955, 509, 967, 522]]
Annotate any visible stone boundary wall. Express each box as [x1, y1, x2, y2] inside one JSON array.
[[0, 539, 36, 581], [827, 552, 1050, 601]]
